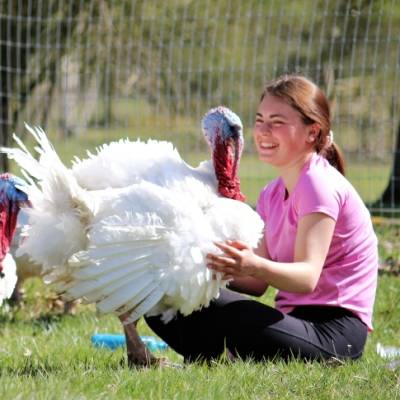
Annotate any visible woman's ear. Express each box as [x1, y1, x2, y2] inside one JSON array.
[[306, 123, 320, 143]]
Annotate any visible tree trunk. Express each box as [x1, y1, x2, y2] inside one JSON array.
[[378, 121, 400, 206]]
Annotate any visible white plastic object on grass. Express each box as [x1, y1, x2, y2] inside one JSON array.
[[376, 342, 400, 359]]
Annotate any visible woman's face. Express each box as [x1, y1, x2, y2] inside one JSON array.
[[253, 94, 315, 169]]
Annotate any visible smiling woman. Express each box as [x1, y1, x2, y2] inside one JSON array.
[[253, 95, 315, 172], [146, 75, 379, 364], [254, 76, 345, 176]]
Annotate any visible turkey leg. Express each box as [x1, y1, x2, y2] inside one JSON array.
[[119, 315, 157, 367]]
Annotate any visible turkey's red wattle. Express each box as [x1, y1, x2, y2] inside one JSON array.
[[213, 137, 245, 202], [0, 201, 19, 272]]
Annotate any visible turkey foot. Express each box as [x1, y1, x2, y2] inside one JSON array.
[[121, 320, 157, 368], [120, 319, 180, 368]]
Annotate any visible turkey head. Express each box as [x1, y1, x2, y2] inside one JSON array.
[[202, 106, 245, 201]]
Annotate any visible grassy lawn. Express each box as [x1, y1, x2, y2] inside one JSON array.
[[0, 222, 399, 399]]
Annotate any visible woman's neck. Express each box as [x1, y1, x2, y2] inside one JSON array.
[[278, 152, 315, 195]]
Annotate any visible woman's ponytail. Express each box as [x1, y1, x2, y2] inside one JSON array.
[[320, 142, 345, 176]]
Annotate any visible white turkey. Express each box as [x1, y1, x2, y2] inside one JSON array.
[[0, 173, 29, 305], [1, 106, 264, 366]]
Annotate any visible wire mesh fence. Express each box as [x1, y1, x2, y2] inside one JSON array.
[[1, 0, 399, 211]]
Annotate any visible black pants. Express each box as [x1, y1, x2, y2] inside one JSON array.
[[145, 289, 368, 363]]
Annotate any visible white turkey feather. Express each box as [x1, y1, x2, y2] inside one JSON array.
[[3, 127, 96, 270], [122, 286, 166, 325], [0, 254, 18, 306], [72, 247, 159, 279], [72, 241, 159, 264], [96, 273, 157, 314], [69, 249, 151, 280], [2, 109, 265, 324], [72, 138, 217, 191], [114, 281, 160, 316], [10, 209, 43, 284], [65, 262, 149, 299], [77, 269, 150, 304]]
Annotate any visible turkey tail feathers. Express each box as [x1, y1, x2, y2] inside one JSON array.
[[1, 125, 95, 270]]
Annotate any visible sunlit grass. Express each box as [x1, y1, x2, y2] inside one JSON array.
[[0, 225, 398, 399]]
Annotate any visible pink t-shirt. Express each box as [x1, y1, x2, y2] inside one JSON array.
[[256, 153, 378, 330]]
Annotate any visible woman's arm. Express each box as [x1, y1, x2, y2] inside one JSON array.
[[226, 234, 269, 297], [207, 212, 336, 294]]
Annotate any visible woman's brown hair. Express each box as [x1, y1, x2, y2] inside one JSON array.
[[261, 75, 345, 175]]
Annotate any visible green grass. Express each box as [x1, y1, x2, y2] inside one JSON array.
[[0, 223, 399, 399]]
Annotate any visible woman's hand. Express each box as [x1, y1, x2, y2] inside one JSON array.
[[206, 240, 261, 280], [207, 213, 336, 294]]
